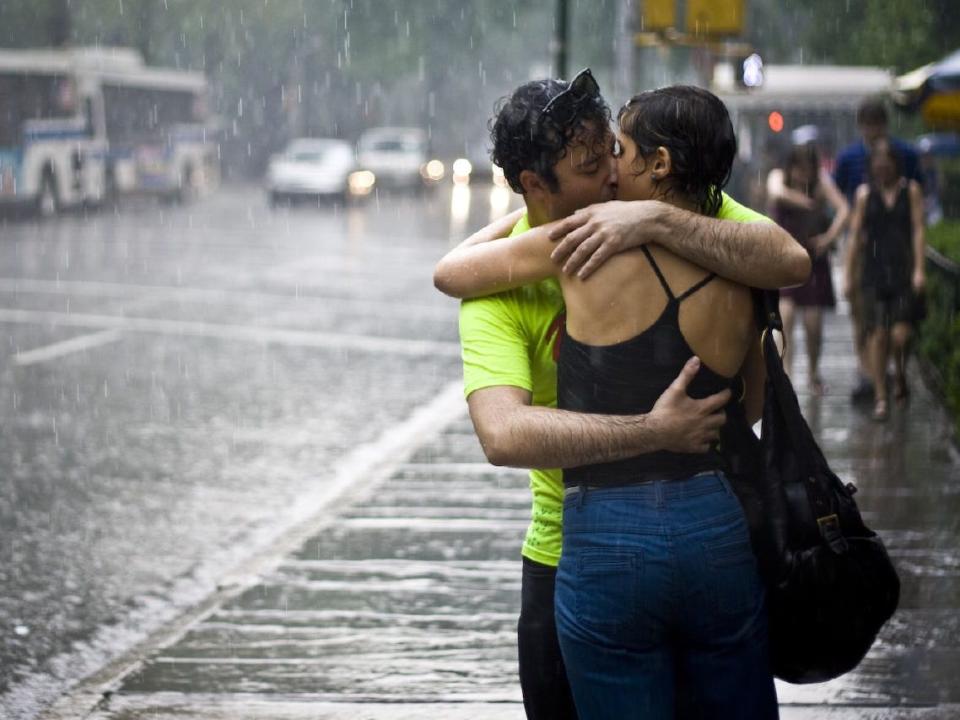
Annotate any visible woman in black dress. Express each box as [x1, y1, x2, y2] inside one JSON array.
[[767, 144, 849, 393], [844, 139, 926, 421]]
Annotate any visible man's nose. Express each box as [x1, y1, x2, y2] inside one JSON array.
[[607, 156, 618, 185]]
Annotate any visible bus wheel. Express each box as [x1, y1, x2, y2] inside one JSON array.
[[37, 172, 60, 219], [175, 164, 195, 204], [103, 167, 120, 212]]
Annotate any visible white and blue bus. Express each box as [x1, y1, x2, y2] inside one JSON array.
[[0, 46, 218, 216]]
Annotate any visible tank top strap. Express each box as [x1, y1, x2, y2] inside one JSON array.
[[640, 245, 675, 301], [676, 272, 718, 302]]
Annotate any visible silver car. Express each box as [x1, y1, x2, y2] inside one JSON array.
[[357, 127, 432, 190], [266, 138, 357, 205]]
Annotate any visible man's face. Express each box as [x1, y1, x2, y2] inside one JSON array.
[[544, 125, 617, 221], [859, 121, 887, 147]]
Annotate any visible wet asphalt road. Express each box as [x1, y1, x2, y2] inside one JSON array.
[[0, 183, 510, 719], [3, 184, 960, 720]]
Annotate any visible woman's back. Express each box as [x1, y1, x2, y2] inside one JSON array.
[[557, 245, 754, 486], [561, 244, 754, 376]]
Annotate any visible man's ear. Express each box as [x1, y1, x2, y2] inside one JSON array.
[[519, 169, 548, 197], [652, 146, 672, 179]]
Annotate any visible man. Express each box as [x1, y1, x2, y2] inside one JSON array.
[[434, 71, 809, 720], [834, 98, 923, 403]]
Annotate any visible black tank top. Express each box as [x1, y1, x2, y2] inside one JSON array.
[[557, 246, 735, 488], [862, 181, 913, 295]]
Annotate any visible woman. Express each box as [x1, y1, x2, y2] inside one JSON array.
[[767, 144, 849, 393], [844, 139, 925, 421], [436, 86, 776, 718]]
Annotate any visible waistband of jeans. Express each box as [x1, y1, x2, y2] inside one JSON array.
[[562, 470, 722, 498]]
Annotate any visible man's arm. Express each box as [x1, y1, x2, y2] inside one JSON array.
[[468, 357, 729, 469], [547, 198, 811, 288]]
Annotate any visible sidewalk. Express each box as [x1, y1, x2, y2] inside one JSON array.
[[42, 309, 960, 719]]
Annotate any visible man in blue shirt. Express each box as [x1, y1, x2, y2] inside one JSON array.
[[834, 99, 922, 402]]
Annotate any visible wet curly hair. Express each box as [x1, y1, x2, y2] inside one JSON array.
[[489, 78, 611, 195], [618, 85, 736, 217]]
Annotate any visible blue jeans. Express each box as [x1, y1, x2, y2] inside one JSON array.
[[555, 472, 779, 720]]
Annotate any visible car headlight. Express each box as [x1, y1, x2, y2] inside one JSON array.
[[348, 170, 376, 196], [420, 159, 445, 182], [452, 158, 472, 185]]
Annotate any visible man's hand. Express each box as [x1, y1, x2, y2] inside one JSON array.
[[651, 357, 731, 453], [547, 200, 669, 279]]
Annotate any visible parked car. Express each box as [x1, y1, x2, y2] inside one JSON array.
[[266, 138, 358, 205], [357, 127, 436, 190]]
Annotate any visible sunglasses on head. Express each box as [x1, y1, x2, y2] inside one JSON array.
[[538, 68, 600, 131]]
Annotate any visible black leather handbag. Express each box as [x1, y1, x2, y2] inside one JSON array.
[[721, 289, 901, 684]]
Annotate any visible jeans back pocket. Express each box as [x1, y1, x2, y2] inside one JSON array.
[[571, 549, 642, 636]]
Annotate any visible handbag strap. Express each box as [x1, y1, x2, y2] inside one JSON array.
[[753, 288, 849, 554]]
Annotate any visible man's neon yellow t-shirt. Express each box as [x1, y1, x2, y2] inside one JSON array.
[[459, 194, 772, 567]]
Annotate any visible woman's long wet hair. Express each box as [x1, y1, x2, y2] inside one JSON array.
[[618, 85, 736, 217], [868, 138, 904, 186], [783, 144, 820, 197]]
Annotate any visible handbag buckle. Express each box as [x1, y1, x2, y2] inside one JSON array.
[[817, 514, 848, 554]]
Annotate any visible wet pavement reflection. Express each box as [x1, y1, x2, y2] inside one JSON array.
[[0, 185, 503, 719]]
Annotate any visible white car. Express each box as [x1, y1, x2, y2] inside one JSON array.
[[266, 138, 357, 205], [357, 127, 433, 189]]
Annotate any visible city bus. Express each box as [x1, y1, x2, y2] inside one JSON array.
[[713, 63, 894, 206], [0, 46, 218, 216]]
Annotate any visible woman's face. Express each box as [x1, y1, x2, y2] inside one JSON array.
[[613, 131, 658, 202], [871, 151, 897, 185]]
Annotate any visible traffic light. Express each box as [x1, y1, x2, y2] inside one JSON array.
[[768, 111, 785, 133]]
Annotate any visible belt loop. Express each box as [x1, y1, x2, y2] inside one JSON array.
[[654, 480, 663, 508], [577, 484, 587, 509]]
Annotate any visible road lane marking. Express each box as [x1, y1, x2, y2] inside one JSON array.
[[0, 277, 454, 319], [37, 380, 468, 720], [13, 329, 123, 366], [0, 308, 459, 357]]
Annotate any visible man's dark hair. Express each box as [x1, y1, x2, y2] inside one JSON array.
[[856, 98, 888, 127], [618, 85, 736, 217], [489, 78, 611, 195]]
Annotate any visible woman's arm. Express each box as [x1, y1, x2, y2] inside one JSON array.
[[766, 168, 815, 210], [908, 180, 926, 293], [811, 170, 850, 257], [452, 208, 524, 251], [843, 185, 869, 298], [433, 220, 559, 298]]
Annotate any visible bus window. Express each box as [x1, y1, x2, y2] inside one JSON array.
[[0, 73, 73, 146], [104, 84, 196, 143]]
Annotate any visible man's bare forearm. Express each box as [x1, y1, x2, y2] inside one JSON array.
[[658, 205, 811, 289], [479, 404, 663, 469]]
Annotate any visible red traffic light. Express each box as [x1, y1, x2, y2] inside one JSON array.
[[768, 111, 784, 133]]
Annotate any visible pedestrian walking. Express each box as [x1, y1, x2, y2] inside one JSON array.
[[767, 143, 849, 393], [834, 99, 923, 403], [844, 138, 926, 421]]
